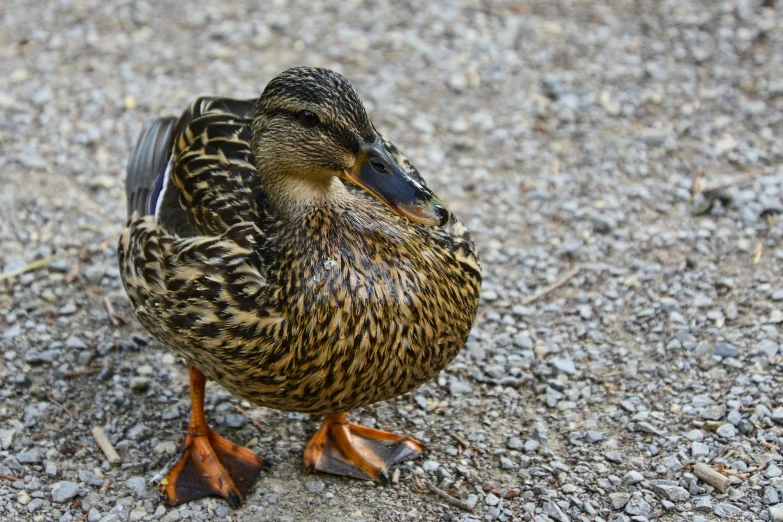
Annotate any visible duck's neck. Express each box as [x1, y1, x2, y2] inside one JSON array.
[[261, 172, 351, 221]]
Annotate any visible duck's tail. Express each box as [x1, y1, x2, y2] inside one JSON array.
[[125, 117, 178, 218]]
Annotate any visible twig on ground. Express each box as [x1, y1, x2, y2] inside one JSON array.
[[701, 170, 770, 195], [450, 431, 470, 449], [92, 426, 123, 466], [521, 267, 580, 305], [63, 367, 102, 379], [690, 167, 704, 198], [693, 462, 732, 492], [47, 395, 76, 419], [0, 254, 65, 282], [0, 473, 28, 483], [425, 481, 473, 512], [104, 296, 119, 327], [64, 262, 81, 284], [234, 404, 269, 432], [75, 513, 89, 522]]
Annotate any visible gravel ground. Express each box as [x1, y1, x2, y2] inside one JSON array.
[[2, 1, 783, 521]]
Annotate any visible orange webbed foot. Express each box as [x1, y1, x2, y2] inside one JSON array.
[[163, 428, 264, 507], [303, 414, 423, 481]]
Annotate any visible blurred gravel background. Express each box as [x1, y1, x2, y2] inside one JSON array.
[[2, 1, 783, 521]]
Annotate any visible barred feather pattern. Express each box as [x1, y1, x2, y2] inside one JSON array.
[[118, 98, 481, 415]]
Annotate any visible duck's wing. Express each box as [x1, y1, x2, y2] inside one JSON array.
[[125, 97, 261, 238], [118, 215, 275, 370]]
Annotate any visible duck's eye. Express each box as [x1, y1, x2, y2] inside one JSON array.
[[298, 110, 320, 127]]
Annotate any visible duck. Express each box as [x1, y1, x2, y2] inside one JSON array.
[[118, 66, 481, 507]]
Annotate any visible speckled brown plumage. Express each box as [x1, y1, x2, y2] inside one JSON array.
[[118, 67, 481, 417]]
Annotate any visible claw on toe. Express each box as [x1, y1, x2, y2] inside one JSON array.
[[303, 413, 423, 481]]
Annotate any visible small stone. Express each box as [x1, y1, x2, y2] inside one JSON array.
[[584, 431, 604, 443], [449, 379, 472, 395], [713, 343, 739, 358], [550, 357, 577, 375], [653, 482, 690, 502], [422, 460, 439, 472], [223, 414, 247, 429], [685, 429, 704, 441], [700, 405, 726, 421], [45, 461, 57, 476], [215, 506, 230, 518], [542, 500, 569, 522], [64, 334, 87, 349], [610, 492, 631, 510], [465, 494, 478, 510], [767, 464, 782, 479], [125, 476, 146, 498], [695, 496, 713, 512], [154, 441, 177, 455], [126, 423, 151, 441], [500, 457, 515, 470], [129, 507, 147, 521], [524, 440, 540, 453], [772, 409, 783, 425], [485, 492, 499, 506], [770, 504, 783, 522], [507, 437, 523, 450], [16, 449, 41, 464], [716, 423, 736, 438], [26, 498, 44, 512], [623, 471, 644, 485], [605, 451, 622, 463], [305, 479, 325, 493], [51, 481, 79, 502], [129, 377, 149, 392], [0, 429, 16, 450], [691, 441, 710, 459]]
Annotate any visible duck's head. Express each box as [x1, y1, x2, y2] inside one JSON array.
[[251, 66, 449, 227]]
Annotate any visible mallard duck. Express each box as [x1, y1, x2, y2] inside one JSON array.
[[118, 67, 481, 507]]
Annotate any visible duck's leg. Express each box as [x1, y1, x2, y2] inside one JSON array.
[[163, 365, 264, 507], [303, 413, 423, 481]]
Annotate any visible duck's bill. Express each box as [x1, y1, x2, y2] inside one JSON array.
[[341, 142, 450, 227]]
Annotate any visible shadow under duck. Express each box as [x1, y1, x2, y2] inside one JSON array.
[[118, 67, 481, 507]]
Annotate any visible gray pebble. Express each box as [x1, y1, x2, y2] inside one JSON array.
[[304, 479, 325, 493], [716, 423, 736, 438], [129, 376, 149, 392], [550, 357, 577, 375], [700, 405, 726, 421], [610, 492, 631, 510], [51, 480, 79, 502], [16, 448, 41, 464], [623, 471, 644, 485], [64, 334, 87, 349], [223, 414, 247, 428], [584, 431, 604, 443], [653, 482, 690, 502], [125, 476, 146, 498], [713, 343, 738, 358]]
